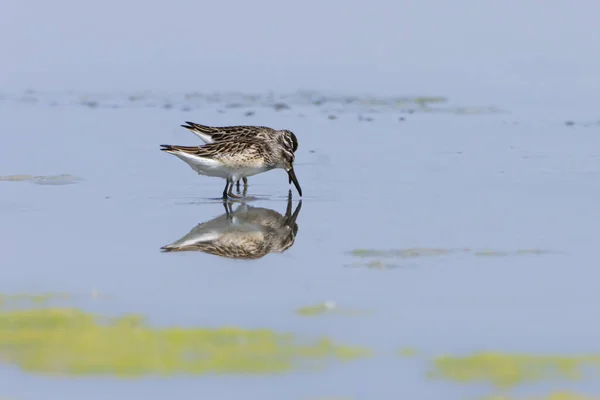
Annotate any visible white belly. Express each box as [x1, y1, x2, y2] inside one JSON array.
[[172, 152, 272, 180], [232, 165, 272, 181]]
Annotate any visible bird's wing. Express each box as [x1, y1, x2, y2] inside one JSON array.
[[160, 140, 263, 160], [181, 121, 274, 142]]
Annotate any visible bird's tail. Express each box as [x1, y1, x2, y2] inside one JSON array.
[[160, 144, 200, 154], [181, 121, 219, 133], [159, 144, 177, 154], [181, 121, 218, 143], [160, 244, 180, 252]]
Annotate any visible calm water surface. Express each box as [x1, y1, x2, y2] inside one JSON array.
[[1, 93, 600, 399]]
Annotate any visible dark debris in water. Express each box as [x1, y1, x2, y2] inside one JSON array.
[[0, 90, 506, 116], [564, 120, 600, 127], [81, 100, 99, 108], [273, 102, 291, 111]]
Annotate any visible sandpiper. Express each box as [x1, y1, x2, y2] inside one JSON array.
[[160, 134, 302, 199], [180, 121, 299, 190]]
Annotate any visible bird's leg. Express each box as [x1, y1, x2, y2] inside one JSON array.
[[235, 177, 248, 193], [222, 180, 230, 200], [227, 178, 243, 199], [235, 177, 248, 196]]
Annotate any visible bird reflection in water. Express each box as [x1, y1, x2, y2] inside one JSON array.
[[161, 191, 302, 259]]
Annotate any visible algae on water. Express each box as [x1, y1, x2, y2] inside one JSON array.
[[431, 352, 600, 388], [0, 307, 369, 376], [0, 293, 69, 308], [482, 393, 600, 400], [349, 247, 558, 260], [294, 302, 366, 317], [0, 174, 83, 185], [397, 347, 418, 358], [349, 247, 457, 258]]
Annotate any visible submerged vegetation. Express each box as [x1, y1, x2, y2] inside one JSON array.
[[0, 174, 83, 185], [431, 352, 600, 388], [0, 304, 368, 376], [0, 89, 504, 117], [2, 294, 598, 399], [348, 247, 558, 263], [0, 293, 69, 307], [398, 347, 419, 358], [349, 247, 459, 258], [294, 302, 366, 317], [482, 393, 600, 400]]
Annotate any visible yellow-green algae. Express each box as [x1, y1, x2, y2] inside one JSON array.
[[0, 293, 69, 308], [397, 347, 418, 358], [304, 397, 353, 400], [294, 302, 366, 317], [482, 393, 600, 400], [432, 353, 600, 388], [344, 260, 406, 269], [474, 249, 558, 257], [0, 174, 83, 185], [0, 308, 369, 376], [349, 248, 558, 259], [349, 247, 459, 258]]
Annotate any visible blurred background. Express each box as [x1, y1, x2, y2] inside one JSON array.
[[3, 0, 600, 104]]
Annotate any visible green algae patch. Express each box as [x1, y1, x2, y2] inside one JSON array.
[[0, 174, 83, 185], [0, 293, 69, 308], [344, 259, 409, 269], [349, 248, 461, 258], [431, 353, 600, 389], [349, 248, 559, 261], [0, 308, 368, 376], [294, 302, 367, 317], [482, 393, 600, 400], [474, 249, 559, 257], [304, 397, 354, 400], [398, 347, 418, 358], [2, 89, 505, 116], [296, 302, 336, 316]]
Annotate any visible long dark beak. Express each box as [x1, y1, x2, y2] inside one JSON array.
[[287, 167, 302, 197]]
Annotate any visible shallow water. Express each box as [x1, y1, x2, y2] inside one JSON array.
[[1, 91, 600, 399]]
